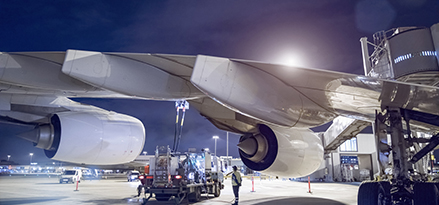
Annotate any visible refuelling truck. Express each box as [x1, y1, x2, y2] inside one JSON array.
[[138, 146, 224, 204]]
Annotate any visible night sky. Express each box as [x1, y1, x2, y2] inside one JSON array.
[[0, 0, 438, 164]]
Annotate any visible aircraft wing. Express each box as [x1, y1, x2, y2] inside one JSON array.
[[190, 55, 439, 129], [2, 50, 439, 177], [0, 50, 204, 165], [3, 50, 437, 129]]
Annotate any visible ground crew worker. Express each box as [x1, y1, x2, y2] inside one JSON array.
[[227, 165, 242, 205]]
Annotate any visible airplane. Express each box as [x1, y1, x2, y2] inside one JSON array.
[[1, 23, 438, 204]]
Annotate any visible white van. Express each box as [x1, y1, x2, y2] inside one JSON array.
[[59, 169, 82, 183], [127, 170, 140, 182]]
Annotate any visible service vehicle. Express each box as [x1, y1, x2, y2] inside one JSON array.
[[138, 146, 224, 204], [59, 169, 82, 183], [127, 170, 140, 182]]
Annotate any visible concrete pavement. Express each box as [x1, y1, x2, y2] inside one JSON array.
[[0, 176, 358, 204]]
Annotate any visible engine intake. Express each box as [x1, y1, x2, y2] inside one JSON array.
[[238, 124, 278, 171], [238, 124, 324, 177]]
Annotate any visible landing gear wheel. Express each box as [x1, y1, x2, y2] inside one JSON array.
[[379, 181, 390, 205], [358, 181, 389, 205], [413, 182, 439, 205], [214, 184, 221, 197], [188, 187, 201, 202]]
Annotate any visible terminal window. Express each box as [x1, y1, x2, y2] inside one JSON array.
[[339, 137, 358, 152]]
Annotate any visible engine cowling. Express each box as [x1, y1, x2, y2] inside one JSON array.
[[238, 124, 323, 177], [35, 111, 145, 165]]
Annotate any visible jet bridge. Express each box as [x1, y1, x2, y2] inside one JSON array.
[[360, 23, 439, 86], [322, 116, 370, 153]]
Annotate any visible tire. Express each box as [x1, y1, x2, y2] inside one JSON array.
[[188, 193, 195, 202], [413, 182, 439, 205], [195, 187, 201, 201], [435, 182, 439, 194], [188, 187, 201, 202], [214, 184, 221, 197], [358, 181, 388, 205], [379, 181, 391, 205]]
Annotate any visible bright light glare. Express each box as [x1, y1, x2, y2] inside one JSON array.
[[213, 136, 219, 139], [275, 51, 305, 67]]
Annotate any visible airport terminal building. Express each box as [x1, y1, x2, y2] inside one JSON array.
[[320, 133, 379, 182]]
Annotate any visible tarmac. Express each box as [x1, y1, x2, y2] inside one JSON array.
[[0, 176, 359, 205]]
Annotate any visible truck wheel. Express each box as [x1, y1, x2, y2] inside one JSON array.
[[194, 187, 201, 201], [188, 193, 195, 202], [214, 184, 221, 197], [188, 187, 201, 202]]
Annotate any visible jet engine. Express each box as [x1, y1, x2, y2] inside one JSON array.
[[24, 111, 145, 165], [238, 124, 323, 177]]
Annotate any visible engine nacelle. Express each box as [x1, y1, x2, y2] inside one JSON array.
[[238, 124, 323, 177], [37, 111, 145, 165]]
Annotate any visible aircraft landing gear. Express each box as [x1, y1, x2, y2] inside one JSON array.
[[358, 181, 391, 205], [358, 107, 439, 205]]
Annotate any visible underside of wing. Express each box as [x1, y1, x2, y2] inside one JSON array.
[[0, 50, 205, 100], [191, 55, 439, 130], [61, 50, 204, 100]]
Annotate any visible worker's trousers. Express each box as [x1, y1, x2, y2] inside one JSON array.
[[233, 185, 239, 205]]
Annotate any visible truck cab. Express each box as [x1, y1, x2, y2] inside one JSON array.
[[59, 169, 82, 183]]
